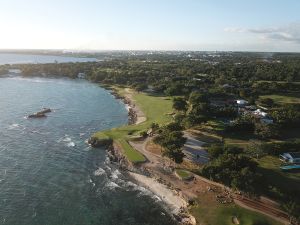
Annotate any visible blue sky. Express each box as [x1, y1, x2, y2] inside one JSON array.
[[0, 0, 300, 51]]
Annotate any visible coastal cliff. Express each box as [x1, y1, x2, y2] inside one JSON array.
[[89, 87, 196, 225]]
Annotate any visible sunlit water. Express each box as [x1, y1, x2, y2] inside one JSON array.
[[0, 53, 97, 65], [0, 77, 175, 225]]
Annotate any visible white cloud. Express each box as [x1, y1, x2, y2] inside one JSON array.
[[224, 22, 300, 44]]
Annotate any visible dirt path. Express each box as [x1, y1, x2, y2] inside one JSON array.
[[233, 196, 289, 225], [130, 138, 215, 199], [129, 138, 290, 225]]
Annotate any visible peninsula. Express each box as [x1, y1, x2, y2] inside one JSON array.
[[2, 51, 300, 225]]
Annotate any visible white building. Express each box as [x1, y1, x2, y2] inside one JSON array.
[[253, 109, 273, 124], [77, 73, 86, 79], [253, 109, 267, 117], [280, 152, 300, 164], [236, 99, 248, 106]]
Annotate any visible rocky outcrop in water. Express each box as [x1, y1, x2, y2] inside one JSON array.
[[28, 113, 47, 118], [28, 108, 51, 118]]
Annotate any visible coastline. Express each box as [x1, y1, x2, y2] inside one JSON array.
[[2, 60, 292, 224], [101, 86, 196, 224], [91, 85, 289, 225], [107, 141, 196, 224], [128, 172, 187, 214], [128, 172, 196, 225], [107, 86, 146, 125]]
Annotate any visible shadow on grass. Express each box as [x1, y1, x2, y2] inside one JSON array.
[[258, 166, 300, 201], [146, 92, 168, 97], [222, 131, 257, 141], [126, 129, 140, 135]]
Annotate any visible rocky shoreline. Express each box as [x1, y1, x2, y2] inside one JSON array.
[[109, 89, 137, 125], [92, 86, 196, 225], [129, 172, 196, 225], [88, 138, 195, 225]]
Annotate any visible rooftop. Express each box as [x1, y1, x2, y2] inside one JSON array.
[[289, 152, 300, 159]]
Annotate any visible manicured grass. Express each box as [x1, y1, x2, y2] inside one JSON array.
[[93, 132, 111, 140], [223, 132, 256, 149], [257, 156, 300, 198], [189, 130, 222, 144], [224, 137, 251, 149], [259, 94, 300, 105], [206, 119, 226, 131], [195, 119, 252, 148], [93, 87, 173, 163], [259, 156, 300, 178], [190, 202, 282, 225], [133, 92, 173, 126], [175, 169, 193, 180], [118, 139, 146, 163]]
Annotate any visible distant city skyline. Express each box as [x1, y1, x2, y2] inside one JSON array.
[[0, 0, 300, 52]]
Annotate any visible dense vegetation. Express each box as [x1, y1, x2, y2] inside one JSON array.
[[203, 145, 262, 195], [153, 122, 186, 163], [2, 51, 300, 223]]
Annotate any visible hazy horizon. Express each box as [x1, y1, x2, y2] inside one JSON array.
[[1, 0, 300, 52], [0, 49, 300, 54]]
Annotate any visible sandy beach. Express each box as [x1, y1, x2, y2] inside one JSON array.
[[128, 172, 187, 213]]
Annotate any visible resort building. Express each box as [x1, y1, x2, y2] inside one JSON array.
[[279, 152, 300, 164], [236, 99, 249, 107], [253, 109, 274, 124]]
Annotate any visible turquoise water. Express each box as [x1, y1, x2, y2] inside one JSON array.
[[0, 77, 175, 225], [0, 53, 97, 65]]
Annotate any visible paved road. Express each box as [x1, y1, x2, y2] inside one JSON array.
[[183, 131, 209, 164]]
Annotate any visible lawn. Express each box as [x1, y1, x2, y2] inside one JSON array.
[[206, 119, 227, 131], [194, 119, 252, 148], [259, 94, 300, 105], [223, 132, 256, 149], [117, 139, 146, 163], [175, 169, 193, 180], [224, 136, 252, 149], [257, 155, 300, 199], [93, 87, 173, 163], [259, 156, 300, 180], [133, 93, 173, 126], [189, 159, 285, 225], [190, 200, 282, 225]]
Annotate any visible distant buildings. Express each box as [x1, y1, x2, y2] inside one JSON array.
[[253, 108, 267, 117], [236, 99, 249, 106], [236, 99, 274, 124], [192, 78, 202, 81], [8, 69, 22, 74]]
